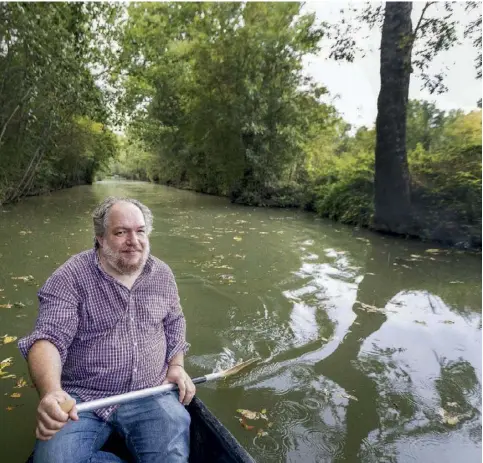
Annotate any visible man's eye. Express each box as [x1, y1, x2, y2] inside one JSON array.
[[115, 231, 124, 236], [137, 230, 145, 234]]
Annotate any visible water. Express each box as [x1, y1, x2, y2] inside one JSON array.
[[0, 180, 480, 462]]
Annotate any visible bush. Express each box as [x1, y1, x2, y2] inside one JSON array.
[[311, 150, 374, 226]]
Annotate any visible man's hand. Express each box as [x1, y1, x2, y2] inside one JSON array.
[[36, 390, 79, 441], [162, 365, 196, 406]]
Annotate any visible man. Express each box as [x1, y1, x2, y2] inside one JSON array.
[[18, 196, 195, 463]]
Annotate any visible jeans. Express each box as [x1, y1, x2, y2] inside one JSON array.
[[33, 391, 191, 463]]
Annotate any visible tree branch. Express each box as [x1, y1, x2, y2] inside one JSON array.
[[412, 2, 435, 44]]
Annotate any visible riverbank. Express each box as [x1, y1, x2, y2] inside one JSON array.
[[101, 175, 482, 252]]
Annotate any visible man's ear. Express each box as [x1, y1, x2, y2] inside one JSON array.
[[96, 236, 104, 248]]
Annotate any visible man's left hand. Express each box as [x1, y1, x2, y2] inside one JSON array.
[[163, 365, 196, 406]]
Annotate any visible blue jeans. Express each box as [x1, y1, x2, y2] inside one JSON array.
[[33, 392, 190, 463]]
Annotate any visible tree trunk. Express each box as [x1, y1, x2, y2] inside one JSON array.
[[373, 2, 413, 234]]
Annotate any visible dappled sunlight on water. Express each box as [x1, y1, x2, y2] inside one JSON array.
[[0, 181, 480, 462]]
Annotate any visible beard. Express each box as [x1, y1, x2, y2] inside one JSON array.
[[101, 240, 150, 275]]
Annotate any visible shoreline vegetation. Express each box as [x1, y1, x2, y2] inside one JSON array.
[[1, 3, 480, 252]]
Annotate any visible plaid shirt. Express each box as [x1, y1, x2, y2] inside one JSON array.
[[18, 249, 189, 420]]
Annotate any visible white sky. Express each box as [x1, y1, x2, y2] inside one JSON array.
[[301, 2, 482, 128]]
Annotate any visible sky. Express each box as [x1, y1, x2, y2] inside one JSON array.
[[301, 2, 482, 128]]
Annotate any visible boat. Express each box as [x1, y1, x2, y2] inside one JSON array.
[[26, 396, 255, 462]]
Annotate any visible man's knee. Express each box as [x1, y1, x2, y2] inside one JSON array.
[[158, 392, 191, 429], [33, 416, 111, 463]]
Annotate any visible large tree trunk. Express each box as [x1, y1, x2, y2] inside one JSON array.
[[373, 2, 413, 234]]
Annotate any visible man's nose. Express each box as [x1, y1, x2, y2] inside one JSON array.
[[126, 232, 139, 245]]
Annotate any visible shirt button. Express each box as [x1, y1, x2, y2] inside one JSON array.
[[133, 368, 137, 373]]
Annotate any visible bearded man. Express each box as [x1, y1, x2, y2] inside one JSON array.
[[18, 197, 195, 463]]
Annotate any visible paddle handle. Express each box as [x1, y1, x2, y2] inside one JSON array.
[[59, 373, 219, 413]]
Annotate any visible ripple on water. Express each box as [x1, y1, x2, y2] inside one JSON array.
[[302, 397, 323, 410], [252, 434, 280, 460], [272, 399, 310, 435], [300, 428, 345, 461]]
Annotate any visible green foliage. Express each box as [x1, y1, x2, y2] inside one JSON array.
[[311, 150, 374, 227], [0, 3, 120, 204], [119, 2, 330, 202], [409, 110, 482, 246]]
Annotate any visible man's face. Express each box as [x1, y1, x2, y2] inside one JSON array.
[[97, 202, 150, 275]]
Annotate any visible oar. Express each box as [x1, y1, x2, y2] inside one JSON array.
[[60, 357, 259, 414]]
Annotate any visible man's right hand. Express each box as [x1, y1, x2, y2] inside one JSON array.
[[36, 390, 79, 441]]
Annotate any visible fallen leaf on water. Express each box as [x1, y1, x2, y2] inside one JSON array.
[[1, 374, 16, 379], [449, 281, 464, 284], [425, 249, 441, 254], [438, 408, 462, 426], [233, 236, 242, 241], [321, 337, 328, 342], [0, 304, 13, 309], [6, 406, 16, 411], [355, 301, 384, 313], [413, 320, 427, 326], [10, 392, 21, 398], [446, 402, 458, 408], [15, 377, 27, 388], [267, 422, 273, 428], [14, 302, 25, 308], [257, 429, 268, 437], [1, 357, 13, 368], [341, 393, 358, 402], [440, 320, 455, 324], [11, 275, 34, 282], [3, 335, 17, 344], [261, 409, 267, 414], [237, 409, 259, 420]]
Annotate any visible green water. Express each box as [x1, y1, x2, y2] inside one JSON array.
[[0, 180, 481, 462]]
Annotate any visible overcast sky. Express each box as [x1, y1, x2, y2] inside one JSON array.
[[301, 2, 482, 128]]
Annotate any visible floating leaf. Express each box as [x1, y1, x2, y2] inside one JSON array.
[[14, 302, 25, 308], [237, 409, 259, 420], [11, 275, 34, 282], [261, 409, 267, 414], [233, 236, 242, 241], [257, 429, 268, 437], [1, 374, 16, 379], [1, 357, 13, 368], [341, 393, 358, 402], [10, 392, 21, 398], [449, 281, 464, 284], [440, 320, 455, 324], [0, 304, 13, 309], [413, 320, 427, 326], [355, 301, 384, 313], [425, 249, 441, 254], [446, 402, 458, 408], [6, 406, 16, 411], [446, 416, 460, 425], [3, 335, 17, 344], [14, 377, 27, 388]]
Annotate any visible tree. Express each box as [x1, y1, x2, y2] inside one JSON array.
[[373, 2, 413, 233], [118, 2, 331, 204], [0, 3, 121, 204], [328, 2, 482, 235]]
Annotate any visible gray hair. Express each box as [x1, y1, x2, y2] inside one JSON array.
[[92, 196, 153, 248]]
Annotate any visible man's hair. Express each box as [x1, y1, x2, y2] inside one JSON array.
[[92, 197, 153, 248]]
